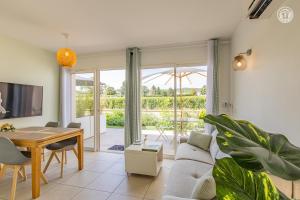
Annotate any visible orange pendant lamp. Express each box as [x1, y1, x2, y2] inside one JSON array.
[[56, 33, 77, 68]]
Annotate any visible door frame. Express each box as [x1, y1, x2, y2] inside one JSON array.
[[70, 69, 100, 152]]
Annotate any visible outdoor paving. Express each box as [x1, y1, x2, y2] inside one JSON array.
[[85, 128, 177, 155]]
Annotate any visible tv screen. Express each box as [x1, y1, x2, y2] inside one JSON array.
[[0, 82, 43, 119]]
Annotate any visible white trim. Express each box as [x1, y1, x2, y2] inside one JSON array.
[[77, 40, 231, 57], [70, 70, 99, 152]]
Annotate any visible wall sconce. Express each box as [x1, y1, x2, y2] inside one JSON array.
[[233, 49, 252, 71]]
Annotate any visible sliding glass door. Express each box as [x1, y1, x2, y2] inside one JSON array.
[[70, 65, 206, 154], [141, 65, 207, 156], [141, 66, 177, 155]]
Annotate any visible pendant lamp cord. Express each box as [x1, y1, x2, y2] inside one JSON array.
[[62, 33, 69, 48]]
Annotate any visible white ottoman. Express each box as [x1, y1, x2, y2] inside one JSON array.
[[125, 143, 163, 176]]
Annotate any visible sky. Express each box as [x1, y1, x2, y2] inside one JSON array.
[[76, 66, 207, 90]]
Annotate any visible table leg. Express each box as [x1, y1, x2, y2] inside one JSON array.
[[31, 147, 41, 199], [77, 132, 84, 170]]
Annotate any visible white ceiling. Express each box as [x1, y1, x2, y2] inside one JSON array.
[[0, 0, 246, 55]]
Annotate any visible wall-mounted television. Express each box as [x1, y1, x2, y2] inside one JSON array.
[[0, 82, 43, 119]]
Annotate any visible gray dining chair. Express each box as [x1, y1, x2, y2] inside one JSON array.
[[43, 121, 60, 162], [45, 121, 59, 128], [0, 137, 47, 200], [43, 122, 81, 178]]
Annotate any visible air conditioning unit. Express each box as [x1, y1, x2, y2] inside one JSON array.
[[248, 0, 286, 19]]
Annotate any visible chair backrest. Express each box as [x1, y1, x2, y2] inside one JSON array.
[[45, 122, 59, 127], [67, 122, 81, 128], [0, 137, 30, 165]]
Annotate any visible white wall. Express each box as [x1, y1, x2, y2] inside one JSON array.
[[231, 0, 300, 145], [76, 43, 208, 69], [0, 35, 59, 128], [76, 42, 231, 113]]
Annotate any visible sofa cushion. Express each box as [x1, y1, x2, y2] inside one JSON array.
[[188, 131, 212, 151], [215, 150, 231, 159], [191, 169, 216, 200], [175, 143, 214, 165], [165, 160, 213, 198], [209, 130, 219, 162]]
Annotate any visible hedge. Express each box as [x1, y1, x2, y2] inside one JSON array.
[[101, 96, 206, 110], [76, 95, 206, 118], [105, 110, 205, 129]]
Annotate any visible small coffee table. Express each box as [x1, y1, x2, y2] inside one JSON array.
[[125, 143, 163, 176]]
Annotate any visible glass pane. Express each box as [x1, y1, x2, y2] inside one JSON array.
[[175, 66, 207, 136], [99, 69, 125, 152], [72, 73, 95, 150], [141, 67, 176, 156]]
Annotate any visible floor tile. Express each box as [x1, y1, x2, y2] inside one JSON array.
[[85, 152, 123, 162], [0, 178, 56, 200], [37, 184, 82, 200], [106, 162, 127, 176], [84, 160, 116, 173], [86, 173, 125, 192], [107, 193, 142, 200], [144, 168, 170, 200], [114, 175, 154, 198], [0, 152, 171, 200], [72, 189, 111, 200], [58, 170, 100, 187]]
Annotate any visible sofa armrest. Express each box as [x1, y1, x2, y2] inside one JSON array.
[[163, 195, 195, 200], [179, 136, 188, 144]]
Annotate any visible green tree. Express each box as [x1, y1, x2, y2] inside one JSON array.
[[105, 86, 117, 95], [151, 85, 156, 96], [142, 86, 149, 96], [156, 87, 161, 96], [200, 85, 206, 95], [100, 82, 106, 95], [120, 81, 126, 96], [167, 88, 174, 96], [162, 90, 168, 96], [191, 88, 197, 96]]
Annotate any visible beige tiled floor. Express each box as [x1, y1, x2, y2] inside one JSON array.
[[0, 151, 174, 200]]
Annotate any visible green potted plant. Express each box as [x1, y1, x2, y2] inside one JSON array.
[[204, 114, 300, 200]]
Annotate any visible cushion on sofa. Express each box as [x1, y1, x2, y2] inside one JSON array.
[[175, 143, 214, 165], [188, 131, 212, 151], [191, 169, 216, 200], [215, 150, 231, 159], [209, 130, 219, 162], [165, 160, 213, 198]]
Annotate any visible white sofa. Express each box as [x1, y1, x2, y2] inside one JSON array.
[[163, 131, 299, 200], [163, 130, 221, 200]]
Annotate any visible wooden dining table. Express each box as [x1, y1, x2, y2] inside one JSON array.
[[0, 127, 84, 199]]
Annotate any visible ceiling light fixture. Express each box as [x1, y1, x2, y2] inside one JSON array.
[[233, 49, 252, 71], [56, 33, 77, 68]]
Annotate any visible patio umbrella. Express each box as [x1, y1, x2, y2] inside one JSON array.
[[142, 67, 207, 134]]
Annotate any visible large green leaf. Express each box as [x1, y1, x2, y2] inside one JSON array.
[[213, 158, 289, 200], [204, 114, 300, 180]]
